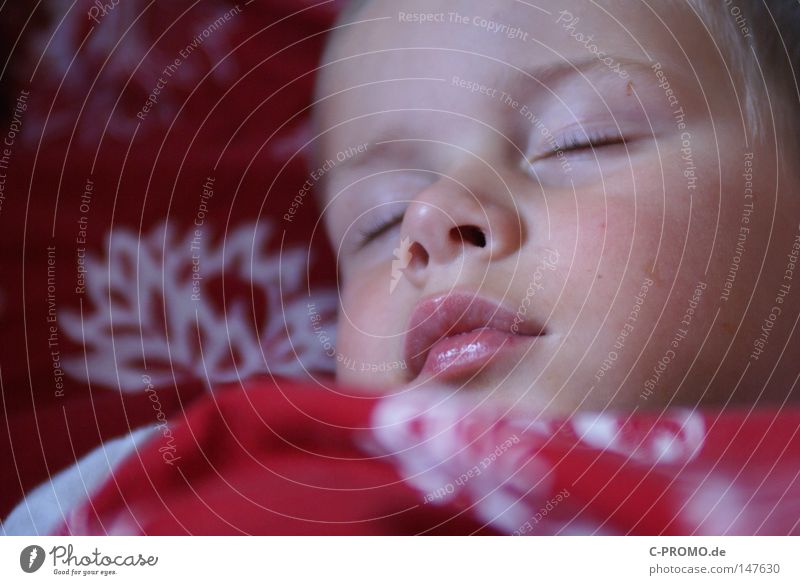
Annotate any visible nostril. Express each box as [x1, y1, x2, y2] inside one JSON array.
[[450, 225, 487, 248], [408, 241, 429, 269]]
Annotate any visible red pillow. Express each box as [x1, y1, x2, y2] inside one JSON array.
[[0, 0, 343, 517]]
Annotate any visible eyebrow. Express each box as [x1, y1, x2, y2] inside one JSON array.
[[511, 55, 656, 88], [325, 134, 419, 184]]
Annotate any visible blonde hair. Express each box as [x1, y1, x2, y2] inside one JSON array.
[[679, 0, 800, 143], [325, 0, 800, 143]]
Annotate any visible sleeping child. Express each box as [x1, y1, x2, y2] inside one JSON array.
[[310, 0, 800, 416], [7, 0, 800, 539]]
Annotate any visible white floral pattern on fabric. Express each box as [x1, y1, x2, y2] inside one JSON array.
[[571, 409, 705, 465], [368, 392, 707, 534], [367, 393, 555, 533], [61, 220, 337, 391]]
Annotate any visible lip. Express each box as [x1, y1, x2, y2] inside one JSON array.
[[403, 291, 545, 382]]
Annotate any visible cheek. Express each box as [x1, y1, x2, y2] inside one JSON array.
[[335, 265, 409, 382], [337, 276, 379, 362], [544, 190, 700, 353], [569, 169, 706, 288], [339, 264, 398, 334], [548, 198, 665, 298]]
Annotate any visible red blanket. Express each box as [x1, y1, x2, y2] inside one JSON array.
[[54, 378, 800, 535]]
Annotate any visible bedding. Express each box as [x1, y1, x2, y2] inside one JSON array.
[[43, 378, 800, 535], [2, 0, 799, 536], [0, 0, 341, 520]]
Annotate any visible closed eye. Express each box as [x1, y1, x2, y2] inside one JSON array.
[[356, 211, 405, 249], [529, 129, 628, 163], [557, 131, 627, 154]]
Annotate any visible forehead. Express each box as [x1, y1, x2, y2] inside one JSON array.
[[322, 0, 708, 87], [319, 0, 723, 116]]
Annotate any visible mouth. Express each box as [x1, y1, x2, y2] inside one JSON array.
[[403, 291, 546, 383]]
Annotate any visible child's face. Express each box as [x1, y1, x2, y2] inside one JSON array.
[[314, 0, 800, 414]]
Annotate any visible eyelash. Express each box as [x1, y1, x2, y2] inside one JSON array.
[[356, 210, 405, 249], [539, 129, 627, 160]]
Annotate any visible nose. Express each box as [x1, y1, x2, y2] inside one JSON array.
[[400, 168, 524, 285]]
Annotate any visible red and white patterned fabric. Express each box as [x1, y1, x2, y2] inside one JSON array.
[[0, 0, 342, 520], [48, 379, 800, 535]]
